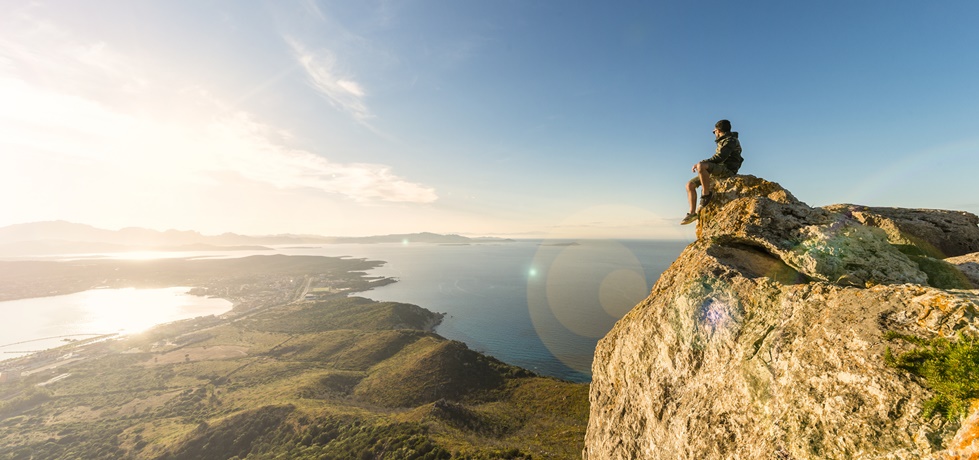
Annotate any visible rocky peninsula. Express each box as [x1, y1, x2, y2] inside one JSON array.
[[584, 175, 979, 459]]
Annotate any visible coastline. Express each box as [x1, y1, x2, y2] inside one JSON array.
[[0, 255, 391, 373], [0, 269, 590, 458], [0, 240, 687, 384]]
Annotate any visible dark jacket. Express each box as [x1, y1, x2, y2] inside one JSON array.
[[704, 132, 743, 173]]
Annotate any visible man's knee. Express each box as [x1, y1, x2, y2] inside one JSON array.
[[698, 161, 713, 173], [686, 180, 698, 192]]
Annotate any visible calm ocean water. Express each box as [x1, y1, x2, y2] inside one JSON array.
[[2, 239, 688, 382], [281, 239, 689, 382]]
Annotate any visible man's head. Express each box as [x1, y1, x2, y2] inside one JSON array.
[[713, 119, 731, 138]]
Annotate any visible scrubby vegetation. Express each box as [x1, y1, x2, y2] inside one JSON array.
[[908, 255, 975, 290], [891, 243, 974, 290], [884, 331, 979, 421], [0, 256, 587, 459], [250, 296, 441, 333]]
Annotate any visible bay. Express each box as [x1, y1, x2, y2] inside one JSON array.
[[276, 239, 688, 382]]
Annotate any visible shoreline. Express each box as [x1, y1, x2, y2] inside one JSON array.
[[0, 255, 391, 374], [0, 271, 590, 458]]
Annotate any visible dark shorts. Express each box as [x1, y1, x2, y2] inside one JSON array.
[[688, 162, 735, 188]]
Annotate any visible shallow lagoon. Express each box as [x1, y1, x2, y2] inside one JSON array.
[[0, 287, 232, 361]]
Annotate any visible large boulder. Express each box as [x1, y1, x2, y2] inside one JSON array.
[[584, 175, 979, 459], [823, 204, 979, 259]]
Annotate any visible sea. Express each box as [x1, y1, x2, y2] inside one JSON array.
[[0, 239, 689, 382]]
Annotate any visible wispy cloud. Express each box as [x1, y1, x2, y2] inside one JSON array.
[[205, 111, 435, 202], [299, 0, 328, 22], [0, 12, 436, 215], [286, 37, 373, 123], [0, 12, 145, 102]]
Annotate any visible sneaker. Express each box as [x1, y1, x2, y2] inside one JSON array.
[[699, 193, 713, 207], [680, 212, 698, 225]]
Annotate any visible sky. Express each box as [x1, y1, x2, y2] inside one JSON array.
[[1, 1, 977, 240]]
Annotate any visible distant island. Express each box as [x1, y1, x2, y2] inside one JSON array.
[[0, 221, 512, 257]]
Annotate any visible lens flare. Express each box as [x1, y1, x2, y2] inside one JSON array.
[[527, 239, 649, 374]]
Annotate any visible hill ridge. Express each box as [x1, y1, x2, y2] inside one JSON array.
[[0, 221, 511, 256]]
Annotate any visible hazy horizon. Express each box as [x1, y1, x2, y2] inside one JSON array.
[[2, 2, 977, 240], [0, 219, 694, 241]]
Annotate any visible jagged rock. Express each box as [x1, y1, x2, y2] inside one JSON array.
[[697, 176, 928, 287], [584, 175, 979, 460], [939, 401, 979, 458]]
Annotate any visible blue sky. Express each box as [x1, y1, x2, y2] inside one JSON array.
[[1, 1, 976, 239]]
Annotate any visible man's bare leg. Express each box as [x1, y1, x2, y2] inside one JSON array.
[[686, 180, 698, 214], [697, 161, 713, 197]]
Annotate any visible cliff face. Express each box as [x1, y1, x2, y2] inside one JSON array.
[[584, 176, 979, 459]]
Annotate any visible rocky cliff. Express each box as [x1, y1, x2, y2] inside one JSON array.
[[584, 175, 979, 459]]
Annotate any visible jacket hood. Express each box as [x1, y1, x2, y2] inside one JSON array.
[[716, 132, 738, 142]]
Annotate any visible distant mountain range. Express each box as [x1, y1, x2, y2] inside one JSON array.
[[0, 221, 511, 256]]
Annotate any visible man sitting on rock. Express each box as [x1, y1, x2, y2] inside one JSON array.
[[681, 119, 744, 225]]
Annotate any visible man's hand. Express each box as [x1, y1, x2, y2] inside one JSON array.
[[692, 163, 700, 173]]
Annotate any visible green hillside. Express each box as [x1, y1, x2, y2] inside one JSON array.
[[0, 260, 588, 459]]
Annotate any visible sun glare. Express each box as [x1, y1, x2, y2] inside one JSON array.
[[73, 287, 232, 336]]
